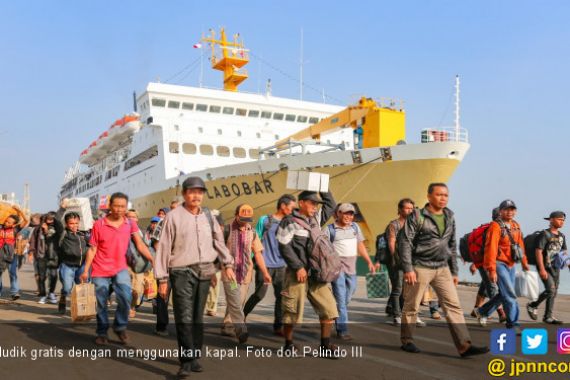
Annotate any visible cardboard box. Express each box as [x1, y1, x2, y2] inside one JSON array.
[[0, 202, 20, 225], [63, 198, 94, 231], [71, 283, 97, 322], [286, 171, 329, 192]]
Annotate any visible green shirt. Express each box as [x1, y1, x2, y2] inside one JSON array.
[[431, 213, 446, 236]]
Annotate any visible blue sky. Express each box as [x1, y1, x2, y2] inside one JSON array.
[[1, 0, 569, 236]]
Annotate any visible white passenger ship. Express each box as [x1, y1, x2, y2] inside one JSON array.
[[60, 28, 470, 248]]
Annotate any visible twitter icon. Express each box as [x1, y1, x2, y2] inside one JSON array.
[[522, 329, 548, 355]]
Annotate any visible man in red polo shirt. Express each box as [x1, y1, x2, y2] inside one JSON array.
[[80, 192, 153, 345]]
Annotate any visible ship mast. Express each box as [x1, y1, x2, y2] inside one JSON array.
[[202, 28, 249, 92], [454, 74, 460, 141]]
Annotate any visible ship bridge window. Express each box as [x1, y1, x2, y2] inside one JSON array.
[[285, 114, 296, 122], [183, 143, 197, 154], [182, 102, 194, 110], [168, 101, 180, 109], [273, 113, 284, 121], [248, 110, 259, 118], [297, 115, 308, 123], [209, 105, 221, 113], [261, 111, 272, 119], [196, 104, 208, 112], [169, 142, 180, 154], [309, 117, 319, 124], [233, 147, 246, 158], [223, 107, 234, 115], [236, 108, 247, 116], [200, 144, 214, 155], [124, 145, 159, 171], [249, 149, 260, 159], [151, 98, 166, 107], [216, 146, 230, 157], [237, 131, 242, 137]]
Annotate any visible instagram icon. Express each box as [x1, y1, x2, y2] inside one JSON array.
[[557, 329, 570, 354]]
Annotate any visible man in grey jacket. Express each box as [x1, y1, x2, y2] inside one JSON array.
[[155, 177, 235, 379], [398, 183, 488, 358]]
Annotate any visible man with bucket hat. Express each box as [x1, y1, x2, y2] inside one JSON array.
[[526, 211, 567, 324], [155, 176, 235, 379]]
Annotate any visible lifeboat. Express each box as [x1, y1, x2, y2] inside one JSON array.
[[112, 113, 141, 141], [78, 149, 91, 165], [97, 130, 119, 152], [109, 118, 124, 141]]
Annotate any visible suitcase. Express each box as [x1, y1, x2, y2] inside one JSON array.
[[71, 283, 97, 322], [366, 271, 390, 298]]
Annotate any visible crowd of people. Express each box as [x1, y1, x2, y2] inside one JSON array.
[[0, 177, 567, 379]]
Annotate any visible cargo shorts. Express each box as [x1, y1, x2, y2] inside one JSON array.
[[281, 268, 339, 324]]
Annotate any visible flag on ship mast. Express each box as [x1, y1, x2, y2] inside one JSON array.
[[193, 43, 202, 49]]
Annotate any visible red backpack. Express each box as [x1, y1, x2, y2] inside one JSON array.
[[466, 223, 491, 265]]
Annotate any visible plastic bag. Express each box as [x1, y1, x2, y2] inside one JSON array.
[[143, 271, 158, 299], [515, 270, 540, 301]]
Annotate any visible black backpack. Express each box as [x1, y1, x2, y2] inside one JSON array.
[[459, 233, 471, 262], [524, 230, 545, 266]]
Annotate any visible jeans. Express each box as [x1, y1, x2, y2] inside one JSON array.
[[530, 266, 560, 319], [92, 269, 132, 337], [35, 258, 58, 297], [156, 279, 171, 332], [59, 263, 86, 297], [478, 262, 519, 328], [477, 266, 499, 299], [243, 267, 286, 330], [331, 271, 358, 335], [169, 267, 211, 364], [386, 263, 404, 317], [0, 259, 21, 296]]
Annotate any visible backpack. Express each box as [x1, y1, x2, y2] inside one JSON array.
[[327, 223, 359, 243], [375, 233, 389, 265], [523, 230, 561, 266], [125, 218, 156, 274], [293, 216, 342, 283], [461, 223, 491, 264]]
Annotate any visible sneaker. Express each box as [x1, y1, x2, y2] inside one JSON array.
[[48, 293, 58, 304], [113, 330, 130, 345], [318, 344, 341, 360], [282, 343, 300, 358], [460, 345, 489, 358], [177, 362, 192, 379], [416, 317, 426, 328], [401, 342, 421, 353], [336, 333, 353, 341], [543, 317, 563, 325], [472, 308, 487, 327], [526, 303, 538, 321], [11, 294, 20, 301], [94, 336, 108, 346], [190, 359, 203, 373], [38, 297, 46, 304], [393, 316, 402, 326], [154, 329, 169, 337]]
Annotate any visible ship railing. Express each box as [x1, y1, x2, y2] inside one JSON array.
[[421, 127, 469, 144], [258, 139, 345, 159]]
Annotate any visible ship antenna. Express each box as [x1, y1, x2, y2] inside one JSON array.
[[300, 28, 303, 100], [266, 78, 272, 96], [133, 91, 137, 112], [454, 74, 460, 141]]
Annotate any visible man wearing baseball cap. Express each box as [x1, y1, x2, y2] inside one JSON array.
[[527, 211, 567, 324], [221, 204, 271, 339], [325, 203, 375, 341], [474, 199, 530, 332], [155, 176, 235, 378], [277, 190, 340, 358]]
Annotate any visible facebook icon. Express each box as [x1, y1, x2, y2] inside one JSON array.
[[491, 329, 516, 355]]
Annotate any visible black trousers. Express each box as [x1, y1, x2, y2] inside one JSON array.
[[530, 266, 560, 319], [386, 263, 404, 317], [156, 279, 171, 332], [36, 258, 58, 297], [170, 267, 210, 364], [243, 267, 286, 330]]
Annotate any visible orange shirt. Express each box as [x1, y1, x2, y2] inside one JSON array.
[[483, 220, 528, 273]]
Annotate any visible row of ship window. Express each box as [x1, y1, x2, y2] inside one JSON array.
[[148, 98, 321, 124], [169, 142, 259, 158]]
